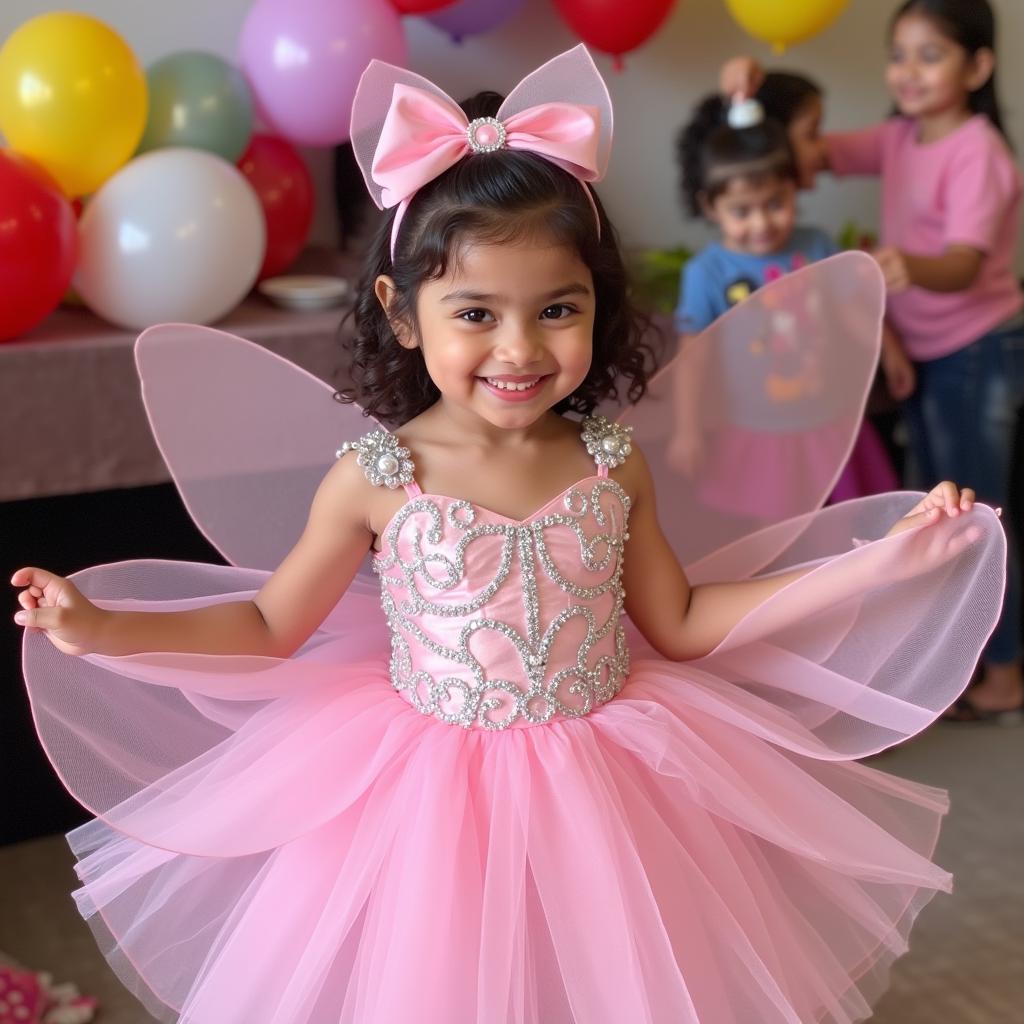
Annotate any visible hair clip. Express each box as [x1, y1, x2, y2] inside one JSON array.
[[727, 96, 765, 130]]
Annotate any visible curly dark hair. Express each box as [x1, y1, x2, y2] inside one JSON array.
[[677, 94, 797, 218], [336, 91, 659, 426]]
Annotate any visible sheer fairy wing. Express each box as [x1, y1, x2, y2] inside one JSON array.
[[136, 323, 378, 571], [618, 251, 885, 571]]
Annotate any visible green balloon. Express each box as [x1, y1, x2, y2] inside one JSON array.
[[138, 51, 253, 162]]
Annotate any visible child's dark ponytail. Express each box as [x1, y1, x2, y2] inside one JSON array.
[[676, 95, 797, 219], [677, 95, 729, 217]]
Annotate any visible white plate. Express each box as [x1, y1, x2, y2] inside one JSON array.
[[259, 274, 351, 311]]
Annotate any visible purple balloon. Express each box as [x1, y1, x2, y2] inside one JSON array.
[[426, 0, 527, 41], [239, 0, 407, 147]]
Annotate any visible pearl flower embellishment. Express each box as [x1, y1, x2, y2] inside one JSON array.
[[581, 416, 633, 469], [337, 430, 416, 489]]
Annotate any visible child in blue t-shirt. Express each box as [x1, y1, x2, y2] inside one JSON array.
[[676, 93, 838, 333], [678, 224, 836, 332], [672, 93, 900, 500]]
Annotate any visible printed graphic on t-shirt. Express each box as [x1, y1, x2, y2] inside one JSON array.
[[724, 253, 808, 309]]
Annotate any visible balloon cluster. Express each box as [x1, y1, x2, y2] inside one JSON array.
[[0, 0, 849, 339], [0, 13, 316, 336]]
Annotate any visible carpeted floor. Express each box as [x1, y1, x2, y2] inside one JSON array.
[[1, 721, 1020, 1023]]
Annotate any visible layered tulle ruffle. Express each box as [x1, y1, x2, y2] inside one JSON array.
[[22, 495, 1005, 1023]]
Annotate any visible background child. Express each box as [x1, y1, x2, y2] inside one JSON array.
[[720, 2, 1023, 721], [10, 46, 1005, 1024], [725, 0, 1024, 722], [676, 94, 833, 327], [673, 93, 901, 510]]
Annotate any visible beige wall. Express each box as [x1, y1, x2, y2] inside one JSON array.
[[2, 0, 1021, 266]]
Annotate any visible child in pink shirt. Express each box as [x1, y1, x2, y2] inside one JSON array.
[[827, 79, 1021, 363], [827, 0, 1023, 721], [722, 0, 1024, 721]]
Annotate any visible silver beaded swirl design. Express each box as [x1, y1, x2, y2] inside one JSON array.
[[581, 415, 633, 469], [375, 481, 632, 731], [337, 430, 415, 489], [466, 116, 507, 153]]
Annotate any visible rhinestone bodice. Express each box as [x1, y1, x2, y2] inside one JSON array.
[[341, 417, 634, 730]]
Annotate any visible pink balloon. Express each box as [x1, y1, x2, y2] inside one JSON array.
[[239, 0, 407, 147]]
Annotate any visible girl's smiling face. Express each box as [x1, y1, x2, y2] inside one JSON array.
[[886, 11, 993, 122], [705, 175, 798, 256], [377, 234, 595, 432]]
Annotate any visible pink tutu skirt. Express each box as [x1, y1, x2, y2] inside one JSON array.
[[23, 494, 1006, 1024]]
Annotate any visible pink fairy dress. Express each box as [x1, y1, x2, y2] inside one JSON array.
[[21, 255, 1006, 1023], [356, 418, 633, 730]]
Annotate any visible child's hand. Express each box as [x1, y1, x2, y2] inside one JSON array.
[[872, 247, 912, 293], [719, 56, 764, 100], [879, 483, 984, 579], [881, 340, 916, 401], [885, 482, 975, 538], [11, 567, 107, 656]]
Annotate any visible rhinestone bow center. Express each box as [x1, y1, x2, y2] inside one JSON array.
[[466, 116, 507, 154]]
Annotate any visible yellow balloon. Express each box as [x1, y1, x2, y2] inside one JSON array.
[[0, 13, 147, 196], [725, 0, 850, 53]]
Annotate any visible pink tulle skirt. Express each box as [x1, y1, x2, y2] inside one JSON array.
[[63, 658, 949, 1024], [24, 495, 1006, 1024]]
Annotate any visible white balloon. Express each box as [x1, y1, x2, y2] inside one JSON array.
[[75, 148, 266, 328]]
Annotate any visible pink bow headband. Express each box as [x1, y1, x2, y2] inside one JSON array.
[[349, 45, 614, 259]]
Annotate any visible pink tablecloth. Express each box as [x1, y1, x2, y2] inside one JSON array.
[[0, 298, 354, 502]]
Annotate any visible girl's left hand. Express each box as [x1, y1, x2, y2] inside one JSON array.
[[885, 482, 975, 538], [872, 247, 912, 293]]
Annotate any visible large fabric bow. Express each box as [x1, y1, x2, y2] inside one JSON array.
[[349, 45, 613, 256]]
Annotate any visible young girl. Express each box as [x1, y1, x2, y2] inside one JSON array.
[[727, 0, 1024, 721], [11, 47, 1006, 1024], [673, 94, 901, 513]]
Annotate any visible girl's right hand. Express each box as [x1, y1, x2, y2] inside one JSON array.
[[11, 567, 107, 656], [719, 57, 764, 100]]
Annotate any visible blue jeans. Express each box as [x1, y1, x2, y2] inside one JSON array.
[[904, 314, 1024, 663]]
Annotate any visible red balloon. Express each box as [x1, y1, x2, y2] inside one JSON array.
[[553, 0, 677, 61], [237, 135, 315, 280], [0, 151, 78, 342], [390, 0, 458, 12]]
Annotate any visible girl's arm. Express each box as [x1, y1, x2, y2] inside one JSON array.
[[874, 132, 1014, 295], [874, 244, 984, 294], [621, 447, 973, 661], [12, 455, 377, 659]]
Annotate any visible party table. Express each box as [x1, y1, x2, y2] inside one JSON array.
[[0, 292, 354, 504]]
